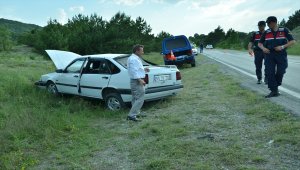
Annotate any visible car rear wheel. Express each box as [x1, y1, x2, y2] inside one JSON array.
[[46, 82, 58, 95], [104, 93, 125, 111]]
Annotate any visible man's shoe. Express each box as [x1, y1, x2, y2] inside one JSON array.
[[127, 116, 141, 122], [257, 80, 262, 84], [265, 91, 280, 98]]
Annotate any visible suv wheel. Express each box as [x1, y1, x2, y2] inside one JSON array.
[[104, 93, 125, 111]]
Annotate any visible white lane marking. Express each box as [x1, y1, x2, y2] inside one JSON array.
[[205, 53, 300, 99]]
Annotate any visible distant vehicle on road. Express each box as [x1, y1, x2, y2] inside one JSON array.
[[191, 45, 198, 56], [162, 35, 196, 67], [206, 44, 213, 49]]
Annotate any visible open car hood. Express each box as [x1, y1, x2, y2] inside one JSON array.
[[45, 50, 82, 69]]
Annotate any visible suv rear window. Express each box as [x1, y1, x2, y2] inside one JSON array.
[[166, 38, 188, 50]]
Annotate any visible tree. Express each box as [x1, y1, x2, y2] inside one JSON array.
[[225, 28, 239, 43], [279, 19, 286, 27], [0, 26, 13, 51], [204, 26, 225, 46], [156, 31, 172, 39], [18, 12, 163, 54], [285, 9, 300, 30], [152, 31, 172, 51], [103, 12, 136, 53], [103, 12, 155, 53], [217, 28, 239, 49], [134, 17, 152, 37], [66, 14, 106, 55], [18, 29, 40, 47], [133, 16, 155, 51], [35, 19, 67, 53], [189, 33, 206, 47]]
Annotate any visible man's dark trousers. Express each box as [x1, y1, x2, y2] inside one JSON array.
[[265, 51, 288, 92], [254, 50, 266, 81]]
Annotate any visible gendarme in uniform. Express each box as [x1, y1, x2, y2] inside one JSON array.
[[248, 21, 267, 84], [258, 16, 296, 98]]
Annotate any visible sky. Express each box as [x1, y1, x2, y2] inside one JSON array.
[[0, 0, 299, 37]]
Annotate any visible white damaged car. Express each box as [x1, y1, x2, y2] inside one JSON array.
[[35, 50, 184, 111]]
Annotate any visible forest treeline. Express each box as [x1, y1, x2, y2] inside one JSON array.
[[0, 10, 299, 53]]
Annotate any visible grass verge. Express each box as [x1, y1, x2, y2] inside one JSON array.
[[287, 42, 300, 56], [0, 46, 299, 169]]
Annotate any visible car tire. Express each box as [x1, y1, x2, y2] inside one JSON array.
[[46, 82, 59, 95], [191, 62, 196, 67], [104, 93, 125, 111]]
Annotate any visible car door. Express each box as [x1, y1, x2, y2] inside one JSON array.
[[55, 58, 86, 95], [79, 59, 111, 98]]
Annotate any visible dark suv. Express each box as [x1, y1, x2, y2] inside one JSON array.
[[162, 35, 196, 67]]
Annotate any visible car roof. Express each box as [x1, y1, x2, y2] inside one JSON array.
[[86, 54, 129, 59]]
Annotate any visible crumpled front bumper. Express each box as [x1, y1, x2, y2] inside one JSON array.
[[34, 81, 47, 87]]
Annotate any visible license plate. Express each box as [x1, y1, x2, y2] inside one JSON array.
[[154, 74, 171, 82]]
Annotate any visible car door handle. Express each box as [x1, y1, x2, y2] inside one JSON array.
[[74, 75, 79, 78], [102, 76, 108, 79]]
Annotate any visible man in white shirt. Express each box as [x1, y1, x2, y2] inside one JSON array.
[[127, 44, 149, 121]]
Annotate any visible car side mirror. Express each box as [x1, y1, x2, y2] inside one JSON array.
[[56, 69, 63, 73]]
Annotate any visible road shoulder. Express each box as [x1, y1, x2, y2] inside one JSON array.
[[205, 56, 300, 116]]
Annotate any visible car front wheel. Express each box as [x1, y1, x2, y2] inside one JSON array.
[[104, 93, 125, 111], [46, 82, 59, 95]]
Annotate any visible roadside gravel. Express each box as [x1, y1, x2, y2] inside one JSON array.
[[204, 56, 300, 116]]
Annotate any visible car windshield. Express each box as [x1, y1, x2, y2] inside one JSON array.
[[65, 58, 86, 73], [114, 55, 151, 68]]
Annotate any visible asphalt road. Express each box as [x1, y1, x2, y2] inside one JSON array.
[[201, 49, 300, 115]]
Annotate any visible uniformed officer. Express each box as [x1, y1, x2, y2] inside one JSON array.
[[258, 16, 296, 98], [248, 21, 267, 84]]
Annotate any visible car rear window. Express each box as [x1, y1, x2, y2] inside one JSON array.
[[166, 38, 188, 50], [114, 56, 152, 68]]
